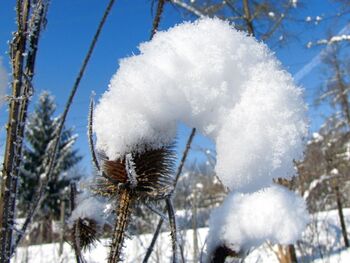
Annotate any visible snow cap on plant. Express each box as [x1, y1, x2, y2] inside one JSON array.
[[206, 185, 309, 259], [94, 17, 307, 193]]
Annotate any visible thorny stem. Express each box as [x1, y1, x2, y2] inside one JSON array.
[[142, 128, 196, 263], [14, 0, 116, 252], [0, 1, 31, 261], [108, 189, 133, 263]]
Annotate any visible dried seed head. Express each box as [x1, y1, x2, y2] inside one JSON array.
[[97, 143, 176, 200], [71, 218, 99, 251]]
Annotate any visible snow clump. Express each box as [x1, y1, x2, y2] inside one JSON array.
[[94, 17, 307, 192], [207, 185, 309, 255], [69, 194, 106, 226]]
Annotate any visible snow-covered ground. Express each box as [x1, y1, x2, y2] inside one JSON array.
[[12, 209, 350, 262]]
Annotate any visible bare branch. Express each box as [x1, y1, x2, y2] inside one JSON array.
[[170, 0, 205, 17]]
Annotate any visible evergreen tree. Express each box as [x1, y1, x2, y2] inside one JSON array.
[[18, 91, 82, 220]]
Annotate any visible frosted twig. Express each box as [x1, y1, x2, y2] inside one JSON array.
[[88, 95, 101, 172]]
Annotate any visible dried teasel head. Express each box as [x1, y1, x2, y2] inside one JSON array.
[[71, 217, 99, 251], [94, 143, 176, 201]]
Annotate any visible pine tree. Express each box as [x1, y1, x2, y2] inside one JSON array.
[[18, 91, 82, 221]]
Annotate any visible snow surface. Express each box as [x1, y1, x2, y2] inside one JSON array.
[[94, 18, 307, 192], [207, 185, 309, 255], [0, 57, 7, 107], [12, 209, 350, 263]]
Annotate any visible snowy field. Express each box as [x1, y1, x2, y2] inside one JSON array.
[[12, 209, 350, 263]]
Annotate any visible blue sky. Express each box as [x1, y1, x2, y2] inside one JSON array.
[[0, 0, 348, 172]]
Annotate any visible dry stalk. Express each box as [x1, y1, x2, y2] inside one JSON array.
[[0, 1, 31, 261]]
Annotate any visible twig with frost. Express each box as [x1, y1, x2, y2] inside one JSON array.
[[88, 96, 101, 172], [11, 0, 116, 254]]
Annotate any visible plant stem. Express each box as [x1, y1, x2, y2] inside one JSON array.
[[108, 189, 133, 263]]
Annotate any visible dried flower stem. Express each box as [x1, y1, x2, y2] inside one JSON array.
[[0, 1, 31, 261], [108, 189, 134, 263]]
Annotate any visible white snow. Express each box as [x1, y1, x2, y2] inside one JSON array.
[[206, 185, 309, 255], [268, 12, 275, 18], [69, 194, 106, 226], [94, 18, 307, 193], [12, 209, 350, 263], [0, 57, 7, 107], [291, 0, 298, 8], [316, 34, 350, 45]]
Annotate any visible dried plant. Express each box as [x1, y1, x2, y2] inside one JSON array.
[[89, 96, 180, 262]]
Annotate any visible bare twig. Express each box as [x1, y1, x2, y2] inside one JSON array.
[[150, 0, 166, 39], [170, 0, 205, 17]]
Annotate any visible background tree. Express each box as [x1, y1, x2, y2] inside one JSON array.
[[17, 91, 81, 243], [170, 0, 301, 45]]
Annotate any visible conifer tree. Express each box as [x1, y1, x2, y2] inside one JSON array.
[[18, 91, 82, 220]]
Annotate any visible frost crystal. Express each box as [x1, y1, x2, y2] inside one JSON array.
[[207, 185, 309, 255], [94, 18, 307, 192]]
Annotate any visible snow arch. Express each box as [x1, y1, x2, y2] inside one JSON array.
[[94, 18, 307, 193]]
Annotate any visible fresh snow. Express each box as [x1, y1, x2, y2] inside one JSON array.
[[69, 193, 107, 226], [12, 209, 350, 263], [94, 18, 307, 193], [207, 185, 309, 255]]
